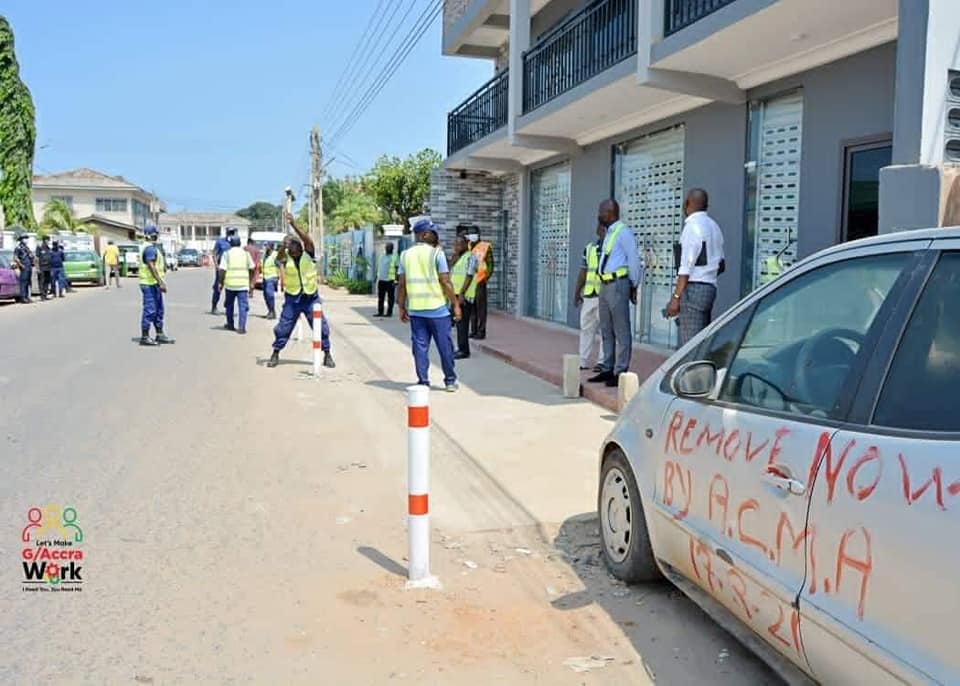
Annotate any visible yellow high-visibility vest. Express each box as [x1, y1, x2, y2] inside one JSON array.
[[283, 253, 318, 296], [450, 252, 478, 300], [223, 247, 250, 290], [401, 244, 446, 311], [139, 244, 165, 286], [261, 252, 279, 280], [599, 221, 629, 282], [583, 242, 601, 296], [386, 254, 399, 281]]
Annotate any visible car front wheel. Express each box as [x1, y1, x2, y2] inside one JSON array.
[[598, 447, 662, 583]]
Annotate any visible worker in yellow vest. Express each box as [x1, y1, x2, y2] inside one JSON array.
[[398, 217, 461, 391], [261, 243, 280, 319], [450, 235, 478, 359], [374, 242, 400, 318], [573, 222, 606, 371], [266, 213, 335, 369], [217, 234, 255, 334], [467, 230, 493, 340], [138, 226, 175, 346]]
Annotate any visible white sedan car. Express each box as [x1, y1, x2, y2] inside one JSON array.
[[599, 228, 959, 684]]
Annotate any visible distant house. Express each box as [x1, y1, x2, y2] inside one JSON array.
[[159, 212, 251, 253], [32, 168, 164, 246]]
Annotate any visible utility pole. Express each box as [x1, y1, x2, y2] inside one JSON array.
[[310, 126, 325, 282]]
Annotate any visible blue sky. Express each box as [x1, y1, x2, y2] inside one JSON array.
[[3, 1, 492, 212]]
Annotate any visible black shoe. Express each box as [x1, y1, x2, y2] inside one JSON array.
[[266, 312, 276, 320], [223, 324, 235, 331], [59, 294, 65, 298], [593, 364, 605, 373], [454, 351, 470, 360], [237, 328, 246, 335], [475, 334, 486, 340], [211, 306, 218, 315], [140, 336, 158, 347], [588, 371, 614, 383], [605, 375, 621, 388], [385, 312, 393, 318], [156, 334, 176, 344], [267, 351, 280, 368], [373, 313, 384, 318], [323, 352, 336, 369], [468, 333, 478, 339]]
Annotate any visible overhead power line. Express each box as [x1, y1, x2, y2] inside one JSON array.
[[327, 0, 442, 150]]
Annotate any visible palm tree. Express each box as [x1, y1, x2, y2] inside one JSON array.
[[329, 192, 382, 232], [40, 198, 97, 237]]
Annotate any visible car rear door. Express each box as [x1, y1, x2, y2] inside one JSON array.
[[655, 244, 920, 672], [800, 245, 960, 684]]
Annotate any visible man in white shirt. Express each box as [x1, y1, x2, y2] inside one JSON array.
[[666, 188, 725, 347]]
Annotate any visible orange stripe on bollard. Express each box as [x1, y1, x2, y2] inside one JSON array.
[[408, 493, 429, 515], [313, 310, 322, 319], [408, 406, 429, 428], [312, 340, 321, 349]]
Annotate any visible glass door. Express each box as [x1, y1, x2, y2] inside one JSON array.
[[842, 140, 892, 242], [528, 161, 571, 323]]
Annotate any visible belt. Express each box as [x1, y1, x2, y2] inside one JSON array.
[[688, 281, 716, 286], [600, 273, 629, 283], [582, 293, 599, 299]]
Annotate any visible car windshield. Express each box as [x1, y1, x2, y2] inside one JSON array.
[[0, 253, 9, 269], [180, 250, 197, 256], [65, 252, 96, 262]]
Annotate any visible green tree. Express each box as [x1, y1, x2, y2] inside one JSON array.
[[365, 148, 441, 228], [329, 191, 382, 232], [236, 201, 281, 228], [39, 198, 97, 236], [0, 16, 37, 229]]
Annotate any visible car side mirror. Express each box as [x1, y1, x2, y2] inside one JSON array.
[[670, 361, 717, 398]]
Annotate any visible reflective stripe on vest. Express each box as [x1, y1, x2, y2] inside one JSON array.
[[450, 253, 477, 300], [471, 241, 491, 284], [599, 222, 628, 282], [387, 254, 399, 281], [583, 242, 601, 297], [283, 253, 318, 296], [139, 244, 165, 286], [402, 244, 446, 311], [261, 252, 279, 280], [224, 247, 250, 290]]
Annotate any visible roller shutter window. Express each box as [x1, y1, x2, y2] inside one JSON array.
[[529, 161, 572, 323]]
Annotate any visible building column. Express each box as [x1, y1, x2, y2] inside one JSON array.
[[514, 170, 529, 317], [507, 0, 531, 139], [880, 0, 960, 232]]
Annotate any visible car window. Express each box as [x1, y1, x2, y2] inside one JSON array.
[[660, 306, 753, 395], [873, 252, 960, 432], [0, 253, 9, 269], [719, 253, 909, 418]]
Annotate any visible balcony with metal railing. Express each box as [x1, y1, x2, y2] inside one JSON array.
[[522, 0, 637, 115], [447, 68, 509, 156], [664, 0, 739, 37]]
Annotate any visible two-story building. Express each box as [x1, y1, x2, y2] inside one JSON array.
[[32, 168, 163, 245], [434, 0, 960, 349], [159, 212, 251, 253]]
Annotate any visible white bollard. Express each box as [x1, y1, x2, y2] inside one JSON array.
[[294, 319, 303, 342], [312, 302, 323, 376], [406, 385, 440, 590], [618, 372, 640, 413], [562, 354, 581, 398]]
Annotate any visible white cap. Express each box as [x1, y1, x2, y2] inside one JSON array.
[[467, 233, 479, 242]]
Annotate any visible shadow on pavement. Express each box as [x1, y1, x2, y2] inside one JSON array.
[[356, 546, 407, 578], [254, 356, 310, 367], [366, 379, 417, 393], [551, 513, 782, 685]]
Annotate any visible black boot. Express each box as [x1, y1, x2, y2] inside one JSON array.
[[155, 331, 176, 344], [267, 351, 280, 368], [140, 330, 157, 346], [323, 351, 336, 368]]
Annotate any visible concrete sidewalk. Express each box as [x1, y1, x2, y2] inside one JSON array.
[[475, 313, 670, 412]]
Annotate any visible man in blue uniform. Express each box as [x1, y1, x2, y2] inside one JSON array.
[[139, 226, 176, 346], [49, 240, 66, 297], [13, 234, 34, 304], [210, 228, 234, 314]]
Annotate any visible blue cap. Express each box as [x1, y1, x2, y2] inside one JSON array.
[[229, 235, 241, 247], [411, 217, 438, 234], [144, 225, 159, 237]]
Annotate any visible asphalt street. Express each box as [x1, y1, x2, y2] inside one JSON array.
[[0, 268, 780, 684]]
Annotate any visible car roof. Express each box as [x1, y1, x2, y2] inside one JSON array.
[[790, 226, 959, 270]]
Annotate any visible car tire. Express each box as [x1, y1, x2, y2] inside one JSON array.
[[598, 447, 662, 583]]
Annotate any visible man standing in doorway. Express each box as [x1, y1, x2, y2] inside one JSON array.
[[666, 188, 725, 347], [398, 217, 461, 391], [103, 240, 121, 288], [218, 234, 255, 334], [573, 222, 606, 371], [450, 235, 477, 360], [467, 230, 493, 340], [374, 242, 399, 318], [588, 199, 641, 388]]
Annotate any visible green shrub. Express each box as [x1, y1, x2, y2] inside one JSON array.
[[346, 279, 372, 295]]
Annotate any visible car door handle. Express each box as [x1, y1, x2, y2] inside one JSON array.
[[764, 465, 806, 496]]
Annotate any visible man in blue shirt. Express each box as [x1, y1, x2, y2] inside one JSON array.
[[13, 234, 34, 304], [49, 240, 66, 298], [588, 199, 642, 387], [210, 228, 234, 314]]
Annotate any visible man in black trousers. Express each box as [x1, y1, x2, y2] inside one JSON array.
[[374, 242, 399, 318]]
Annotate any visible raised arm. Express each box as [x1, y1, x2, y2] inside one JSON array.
[[285, 212, 314, 255]]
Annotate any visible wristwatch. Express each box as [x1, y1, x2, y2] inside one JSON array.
[[672, 293, 681, 299]]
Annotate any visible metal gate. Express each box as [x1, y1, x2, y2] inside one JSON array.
[[528, 161, 571, 323], [614, 125, 685, 348], [751, 92, 803, 289]]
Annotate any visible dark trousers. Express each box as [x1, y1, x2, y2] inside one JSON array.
[[39, 269, 52, 297], [18, 267, 32, 302], [599, 278, 633, 375], [51, 267, 66, 296], [211, 271, 222, 309], [262, 277, 277, 315], [410, 315, 456, 386], [224, 289, 249, 331], [140, 285, 165, 334], [272, 293, 330, 352], [377, 280, 396, 316], [470, 282, 488, 337], [678, 282, 717, 348], [456, 299, 474, 355]]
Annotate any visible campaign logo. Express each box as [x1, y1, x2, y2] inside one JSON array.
[[21, 505, 84, 592]]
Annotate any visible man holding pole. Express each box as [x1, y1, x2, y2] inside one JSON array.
[[265, 213, 335, 369]]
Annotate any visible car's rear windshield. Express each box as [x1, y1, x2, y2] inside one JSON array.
[[180, 249, 198, 255], [66, 252, 96, 261]]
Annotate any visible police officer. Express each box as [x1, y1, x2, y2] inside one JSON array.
[[210, 228, 234, 314], [36, 236, 52, 300], [218, 234, 255, 334], [50, 239, 67, 298], [139, 226, 175, 346], [266, 213, 335, 369], [261, 243, 280, 319], [13, 233, 34, 304]]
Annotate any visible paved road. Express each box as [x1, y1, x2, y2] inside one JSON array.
[[0, 268, 781, 684]]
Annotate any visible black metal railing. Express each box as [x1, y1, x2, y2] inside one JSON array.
[[522, 0, 637, 114], [664, 0, 738, 36], [447, 68, 509, 156]]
